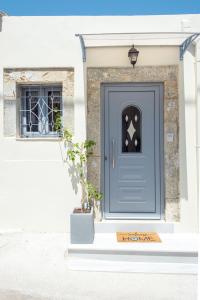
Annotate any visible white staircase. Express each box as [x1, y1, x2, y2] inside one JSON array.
[[67, 232, 198, 274]]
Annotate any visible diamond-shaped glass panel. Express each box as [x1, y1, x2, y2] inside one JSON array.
[[122, 105, 141, 153]]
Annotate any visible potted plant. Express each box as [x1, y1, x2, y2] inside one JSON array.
[[62, 129, 102, 244]]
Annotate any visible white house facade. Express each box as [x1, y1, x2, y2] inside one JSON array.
[[0, 14, 200, 233]]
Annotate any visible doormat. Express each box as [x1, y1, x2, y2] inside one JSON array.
[[116, 232, 161, 243]]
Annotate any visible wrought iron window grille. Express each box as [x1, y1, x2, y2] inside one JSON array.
[[20, 86, 62, 138]]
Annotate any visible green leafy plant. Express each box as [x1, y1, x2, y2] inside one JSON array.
[[86, 182, 103, 201], [54, 108, 62, 135], [63, 128, 103, 211]]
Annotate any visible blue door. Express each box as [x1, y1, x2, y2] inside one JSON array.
[[103, 83, 163, 219]]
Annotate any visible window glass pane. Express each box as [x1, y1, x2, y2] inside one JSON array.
[[122, 105, 141, 153]]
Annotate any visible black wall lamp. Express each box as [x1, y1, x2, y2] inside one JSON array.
[[128, 45, 139, 67]]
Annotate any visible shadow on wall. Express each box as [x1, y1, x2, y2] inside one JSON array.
[[179, 88, 188, 201], [188, 44, 195, 57], [68, 162, 80, 194], [180, 96, 198, 201]]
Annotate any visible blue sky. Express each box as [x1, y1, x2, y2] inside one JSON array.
[[1, 0, 200, 16]]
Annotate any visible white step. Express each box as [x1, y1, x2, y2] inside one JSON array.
[[67, 233, 198, 274]]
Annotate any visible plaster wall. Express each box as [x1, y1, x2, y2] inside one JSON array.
[[0, 15, 199, 232], [87, 46, 179, 67]]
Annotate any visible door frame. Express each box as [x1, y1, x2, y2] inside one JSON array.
[[100, 82, 164, 220]]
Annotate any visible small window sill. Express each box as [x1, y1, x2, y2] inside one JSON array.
[[16, 137, 63, 142]]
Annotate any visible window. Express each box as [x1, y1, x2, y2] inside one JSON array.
[[20, 85, 62, 138], [122, 105, 141, 153]]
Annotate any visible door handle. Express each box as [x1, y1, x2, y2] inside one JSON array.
[[112, 139, 115, 169]]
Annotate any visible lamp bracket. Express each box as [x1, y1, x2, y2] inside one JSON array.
[[180, 33, 200, 60]]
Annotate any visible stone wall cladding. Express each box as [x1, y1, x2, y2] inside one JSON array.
[[4, 68, 74, 137], [87, 66, 179, 222]]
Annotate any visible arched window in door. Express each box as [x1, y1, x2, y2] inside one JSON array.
[[122, 105, 141, 153]]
